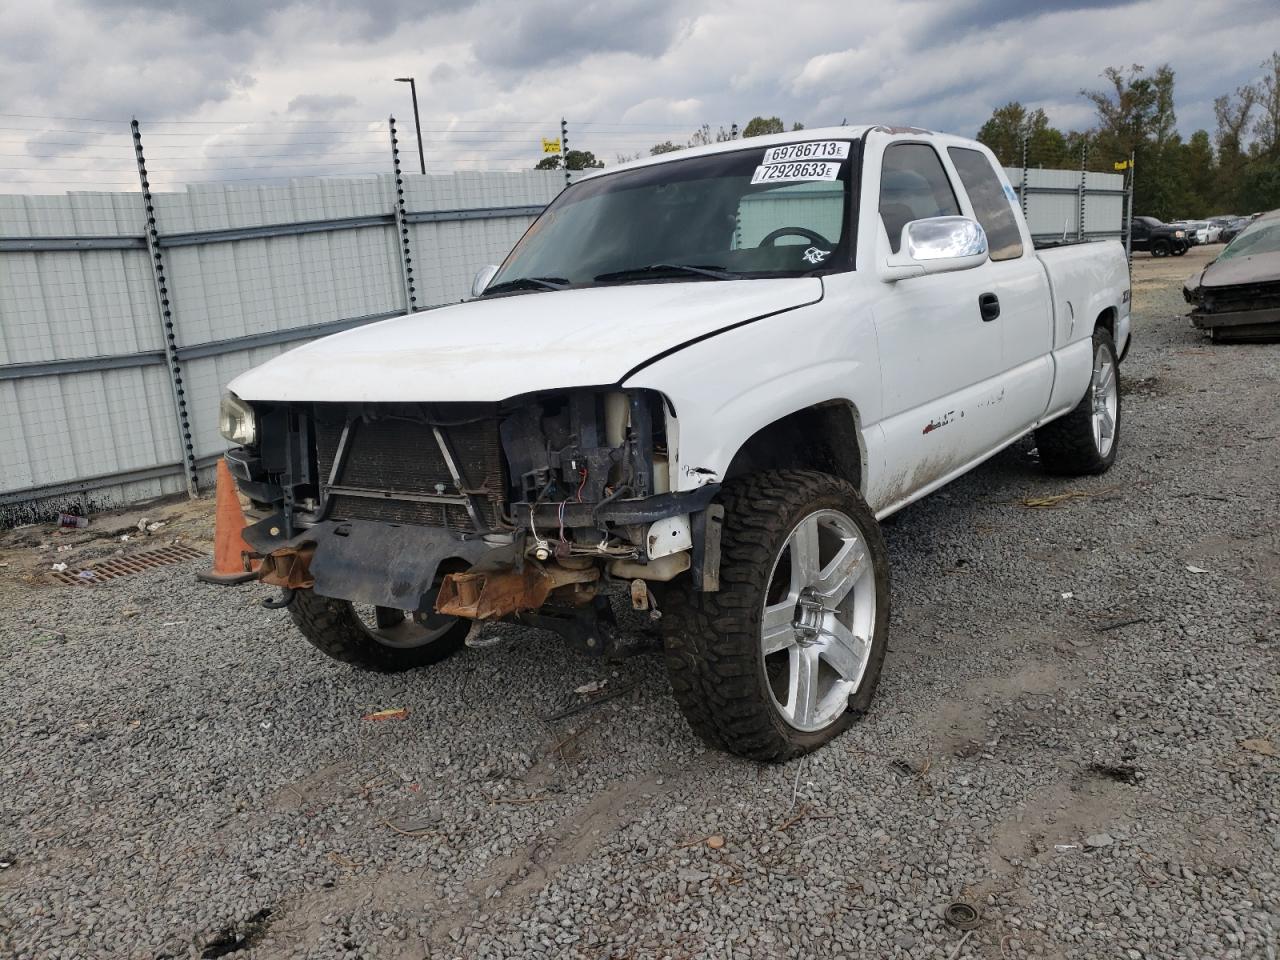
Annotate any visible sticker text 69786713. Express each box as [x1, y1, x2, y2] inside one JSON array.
[[761, 141, 850, 165], [750, 160, 841, 185]]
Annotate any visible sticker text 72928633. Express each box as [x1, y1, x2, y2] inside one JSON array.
[[750, 160, 841, 185]]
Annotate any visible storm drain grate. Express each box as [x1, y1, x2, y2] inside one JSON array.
[[50, 544, 207, 586]]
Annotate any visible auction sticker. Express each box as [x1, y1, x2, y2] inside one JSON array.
[[750, 160, 841, 184], [761, 141, 850, 165]]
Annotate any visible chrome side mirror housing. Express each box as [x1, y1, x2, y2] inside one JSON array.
[[881, 216, 989, 282], [471, 264, 500, 298]]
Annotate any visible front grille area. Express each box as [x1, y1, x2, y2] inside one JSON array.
[[1198, 280, 1280, 314], [314, 405, 506, 530]]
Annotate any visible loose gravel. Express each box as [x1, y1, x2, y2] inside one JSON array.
[[2, 246, 1277, 960]]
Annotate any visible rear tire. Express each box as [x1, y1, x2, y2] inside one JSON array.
[[289, 590, 468, 672], [657, 470, 890, 762], [1152, 240, 1170, 257], [1034, 328, 1120, 476]]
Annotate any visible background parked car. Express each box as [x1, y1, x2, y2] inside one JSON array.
[[1183, 208, 1280, 343], [1131, 216, 1189, 256], [1171, 220, 1210, 245], [1220, 217, 1252, 244]]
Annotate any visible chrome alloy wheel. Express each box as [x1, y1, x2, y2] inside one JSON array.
[[760, 509, 877, 732], [1090, 342, 1119, 458]]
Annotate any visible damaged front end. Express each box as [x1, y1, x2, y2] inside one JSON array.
[[1183, 220, 1280, 343], [223, 389, 722, 654]]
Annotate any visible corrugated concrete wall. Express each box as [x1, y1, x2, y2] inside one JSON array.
[[0, 171, 562, 523], [1006, 167, 1127, 241]]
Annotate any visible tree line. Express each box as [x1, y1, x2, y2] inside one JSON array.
[[979, 56, 1279, 219]]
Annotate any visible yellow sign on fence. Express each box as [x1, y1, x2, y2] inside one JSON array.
[[542, 138, 561, 154], [1113, 159, 1130, 171]]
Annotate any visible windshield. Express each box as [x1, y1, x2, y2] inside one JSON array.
[[1219, 217, 1280, 260], [487, 139, 859, 291]]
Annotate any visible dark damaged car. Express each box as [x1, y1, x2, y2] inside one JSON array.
[[1184, 209, 1280, 343]]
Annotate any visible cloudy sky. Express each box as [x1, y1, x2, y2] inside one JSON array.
[[1, 0, 1278, 191]]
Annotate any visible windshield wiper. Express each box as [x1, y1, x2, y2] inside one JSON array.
[[481, 276, 569, 295], [593, 263, 743, 283]]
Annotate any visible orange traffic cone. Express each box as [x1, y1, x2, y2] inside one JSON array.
[[196, 459, 261, 585]]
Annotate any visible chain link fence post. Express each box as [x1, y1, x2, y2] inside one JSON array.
[[1078, 140, 1088, 241], [389, 116, 419, 313], [1019, 132, 1030, 220], [1125, 152, 1135, 266], [561, 118, 570, 187], [131, 118, 198, 498]]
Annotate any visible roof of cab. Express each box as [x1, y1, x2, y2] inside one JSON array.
[[570, 123, 911, 183]]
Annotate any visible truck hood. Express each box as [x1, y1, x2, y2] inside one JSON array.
[[228, 278, 822, 403]]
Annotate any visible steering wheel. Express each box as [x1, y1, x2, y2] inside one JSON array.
[[758, 226, 832, 248]]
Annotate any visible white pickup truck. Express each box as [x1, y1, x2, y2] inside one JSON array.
[[220, 125, 1130, 760]]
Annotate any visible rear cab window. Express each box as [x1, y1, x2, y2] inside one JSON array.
[[947, 147, 1025, 261]]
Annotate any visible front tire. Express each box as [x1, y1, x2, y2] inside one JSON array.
[[289, 590, 469, 672], [1034, 328, 1120, 476], [658, 470, 890, 762]]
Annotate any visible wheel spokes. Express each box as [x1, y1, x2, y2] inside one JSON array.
[[1099, 405, 1116, 439], [813, 537, 868, 607], [762, 600, 800, 655], [789, 515, 822, 591], [786, 644, 820, 727], [821, 616, 868, 682], [1097, 361, 1115, 396]]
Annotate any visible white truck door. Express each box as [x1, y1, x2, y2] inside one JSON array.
[[944, 145, 1055, 437], [867, 140, 1010, 512]]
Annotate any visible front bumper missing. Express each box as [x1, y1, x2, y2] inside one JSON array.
[[436, 563, 599, 619], [240, 483, 723, 614], [243, 516, 494, 611]]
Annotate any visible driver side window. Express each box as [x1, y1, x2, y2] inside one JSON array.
[[734, 181, 845, 249], [879, 143, 961, 253]]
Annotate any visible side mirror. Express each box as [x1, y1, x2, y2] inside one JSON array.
[[881, 216, 989, 282], [471, 264, 500, 298]]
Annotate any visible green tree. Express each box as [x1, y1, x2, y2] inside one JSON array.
[[1180, 130, 1216, 215], [976, 102, 1069, 167], [649, 141, 681, 155], [977, 101, 1031, 165], [533, 149, 604, 171], [1214, 84, 1258, 211], [742, 116, 785, 137], [1082, 64, 1183, 218], [1239, 161, 1280, 211]]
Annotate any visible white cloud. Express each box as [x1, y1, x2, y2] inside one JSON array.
[[1, 0, 1277, 192]]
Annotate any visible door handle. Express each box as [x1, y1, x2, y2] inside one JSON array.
[[979, 292, 1000, 322]]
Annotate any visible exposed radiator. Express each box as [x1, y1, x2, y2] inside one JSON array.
[[313, 405, 506, 530]]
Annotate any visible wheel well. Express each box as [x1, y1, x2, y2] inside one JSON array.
[[1095, 306, 1116, 339], [723, 401, 863, 492]]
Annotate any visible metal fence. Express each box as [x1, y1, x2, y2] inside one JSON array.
[[0, 124, 565, 524], [1008, 166, 1128, 245], [1, 129, 1129, 524]]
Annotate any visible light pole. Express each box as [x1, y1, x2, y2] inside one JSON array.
[[394, 77, 425, 174]]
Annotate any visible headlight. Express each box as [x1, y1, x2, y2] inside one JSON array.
[[1175, 230, 1185, 237], [219, 393, 257, 446]]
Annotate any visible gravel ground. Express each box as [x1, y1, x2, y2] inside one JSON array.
[[2, 245, 1277, 960]]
